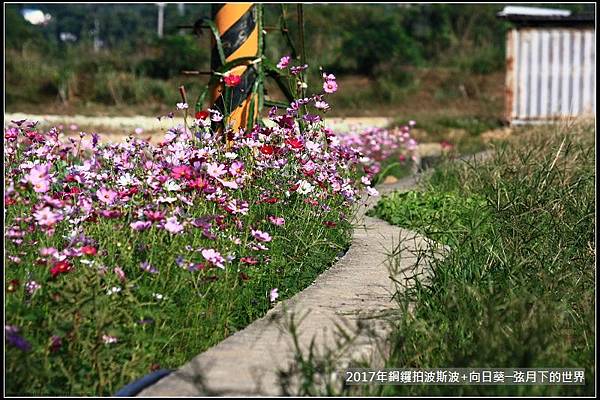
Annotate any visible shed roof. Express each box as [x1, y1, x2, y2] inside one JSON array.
[[497, 6, 595, 27]]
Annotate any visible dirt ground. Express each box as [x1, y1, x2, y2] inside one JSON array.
[[4, 113, 393, 143]]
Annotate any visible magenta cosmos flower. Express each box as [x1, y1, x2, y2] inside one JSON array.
[[277, 55, 291, 69], [130, 220, 152, 231]]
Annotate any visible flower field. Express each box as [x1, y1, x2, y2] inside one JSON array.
[[4, 68, 416, 395]]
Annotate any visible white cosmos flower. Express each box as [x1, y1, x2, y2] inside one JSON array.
[[297, 180, 314, 195], [305, 141, 320, 152], [164, 180, 181, 191], [107, 286, 122, 296], [117, 173, 136, 187], [157, 196, 178, 204], [152, 293, 164, 300]]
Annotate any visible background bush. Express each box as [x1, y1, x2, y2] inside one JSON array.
[[5, 3, 593, 113]]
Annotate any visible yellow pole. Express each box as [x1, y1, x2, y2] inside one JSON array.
[[211, 3, 259, 131]]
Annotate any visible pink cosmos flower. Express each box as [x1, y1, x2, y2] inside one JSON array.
[[202, 248, 225, 269], [240, 256, 258, 265], [206, 162, 227, 178], [33, 207, 61, 227], [96, 187, 117, 205], [209, 109, 224, 122], [25, 164, 51, 192], [25, 280, 41, 295], [277, 55, 291, 69], [164, 216, 184, 234], [406, 138, 418, 151], [30, 178, 50, 193], [25, 163, 50, 182], [217, 178, 239, 190], [39, 247, 58, 257], [314, 100, 330, 110], [224, 199, 249, 215], [81, 246, 97, 256], [286, 137, 304, 150], [114, 267, 126, 282], [102, 334, 118, 344], [223, 74, 241, 87], [366, 187, 379, 197], [269, 288, 279, 302], [251, 229, 272, 242], [323, 80, 338, 94], [268, 216, 285, 226], [229, 160, 244, 176], [99, 209, 122, 219]]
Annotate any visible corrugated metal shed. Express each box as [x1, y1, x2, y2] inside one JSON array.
[[498, 7, 595, 124]]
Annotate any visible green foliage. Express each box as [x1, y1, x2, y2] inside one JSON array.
[[136, 35, 209, 79], [334, 5, 423, 76], [5, 5, 45, 50]]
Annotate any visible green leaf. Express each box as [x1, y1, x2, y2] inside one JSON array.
[[194, 86, 209, 113], [246, 79, 259, 133], [264, 99, 290, 108], [265, 69, 295, 103], [204, 20, 225, 66], [214, 57, 258, 74]]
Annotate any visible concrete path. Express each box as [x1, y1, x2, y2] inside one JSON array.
[[138, 175, 442, 396]]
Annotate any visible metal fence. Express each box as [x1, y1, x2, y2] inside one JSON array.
[[505, 27, 595, 124]]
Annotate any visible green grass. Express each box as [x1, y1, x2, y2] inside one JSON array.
[[367, 190, 491, 247], [281, 120, 595, 396], [371, 121, 595, 396]]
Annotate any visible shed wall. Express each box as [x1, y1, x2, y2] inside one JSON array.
[[506, 27, 595, 123]]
